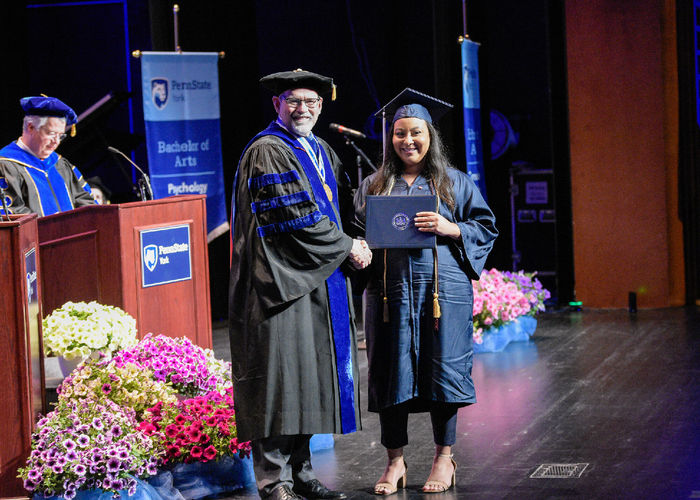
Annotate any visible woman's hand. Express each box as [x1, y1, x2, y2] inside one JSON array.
[[415, 211, 461, 240]]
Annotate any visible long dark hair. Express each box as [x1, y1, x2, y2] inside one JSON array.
[[367, 120, 455, 211]]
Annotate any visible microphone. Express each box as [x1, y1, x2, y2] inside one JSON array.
[[329, 123, 366, 140], [0, 176, 11, 221], [107, 146, 154, 201]]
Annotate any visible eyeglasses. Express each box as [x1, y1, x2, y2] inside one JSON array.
[[282, 96, 322, 109], [40, 129, 67, 141]]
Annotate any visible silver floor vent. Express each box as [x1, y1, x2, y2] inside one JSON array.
[[530, 463, 589, 479]]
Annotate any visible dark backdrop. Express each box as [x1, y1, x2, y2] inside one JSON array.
[[2, 0, 573, 318]]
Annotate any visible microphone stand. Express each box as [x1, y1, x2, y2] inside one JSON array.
[[0, 178, 11, 221], [108, 147, 154, 201], [0, 192, 10, 221], [342, 137, 376, 187]]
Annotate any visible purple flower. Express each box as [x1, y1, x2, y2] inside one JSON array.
[[74, 463, 87, 476], [110, 424, 123, 437], [101, 383, 112, 394], [106, 457, 121, 472], [77, 435, 90, 447]]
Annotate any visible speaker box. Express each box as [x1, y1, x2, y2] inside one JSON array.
[[510, 166, 558, 302]]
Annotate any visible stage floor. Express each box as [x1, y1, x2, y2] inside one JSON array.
[[214, 306, 700, 499]]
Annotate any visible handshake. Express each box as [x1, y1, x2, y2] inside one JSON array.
[[349, 239, 372, 269]]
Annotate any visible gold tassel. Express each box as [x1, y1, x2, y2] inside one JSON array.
[[332, 83, 337, 101], [433, 292, 441, 319], [383, 296, 389, 322], [70, 124, 76, 137]]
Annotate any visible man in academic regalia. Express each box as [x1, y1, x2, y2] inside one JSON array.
[[0, 96, 95, 216], [229, 69, 371, 500]]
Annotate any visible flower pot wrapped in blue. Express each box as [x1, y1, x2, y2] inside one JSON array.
[[471, 269, 548, 353]]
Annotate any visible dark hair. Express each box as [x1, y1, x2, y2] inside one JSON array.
[[367, 120, 455, 210]]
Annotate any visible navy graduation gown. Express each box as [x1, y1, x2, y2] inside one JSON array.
[[353, 167, 498, 412]]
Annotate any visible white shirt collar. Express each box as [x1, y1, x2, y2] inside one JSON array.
[[16, 137, 42, 159]]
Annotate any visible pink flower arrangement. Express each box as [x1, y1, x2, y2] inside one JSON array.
[[111, 333, 231, 397], [472, 269, 550, 344], [139, 387, 251, 466]]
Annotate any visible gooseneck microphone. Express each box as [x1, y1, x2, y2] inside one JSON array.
[[107, 146, 154, 201], [329, 123, 367, 140]]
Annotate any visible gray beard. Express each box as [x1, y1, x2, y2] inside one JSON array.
[[290, 120, 313, 137]]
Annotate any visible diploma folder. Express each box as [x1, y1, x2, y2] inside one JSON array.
[[365, 195, 437, 249]]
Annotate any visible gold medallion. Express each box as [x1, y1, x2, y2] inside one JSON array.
[[324, 183, 333, 201]]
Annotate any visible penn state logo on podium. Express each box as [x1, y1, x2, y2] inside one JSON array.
[[140, 225, 192, 288], [151, 78, 169, 110], [143, 244, 158, 272]]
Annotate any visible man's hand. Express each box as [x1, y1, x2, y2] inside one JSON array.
[[349, 239, 372, 269]]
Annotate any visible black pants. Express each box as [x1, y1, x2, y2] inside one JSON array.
[[379, 402, 459, 449], [252, 434, 316, 497]]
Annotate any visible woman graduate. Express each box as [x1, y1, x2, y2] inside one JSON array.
[[352, 88, 498, 494]]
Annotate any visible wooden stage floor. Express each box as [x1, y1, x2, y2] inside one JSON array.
[[214, 306, 700, 499]]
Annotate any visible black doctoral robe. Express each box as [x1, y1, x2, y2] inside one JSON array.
[[0, 141, 94, 216], [229, 132, 361, 442]]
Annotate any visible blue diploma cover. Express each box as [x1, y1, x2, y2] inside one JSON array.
[[365, 195, 437, 249]]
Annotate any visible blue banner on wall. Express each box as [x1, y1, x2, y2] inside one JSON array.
[[461, 39, 487, 199], [140, 52, 229, 242]]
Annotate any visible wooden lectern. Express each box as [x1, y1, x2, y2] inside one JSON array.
[[0, 213, 45, 495], [37, 195, 212, 348]]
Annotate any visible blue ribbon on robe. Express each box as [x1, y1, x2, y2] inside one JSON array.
[[232, 122, 357, 433], [251, 190, 311, 214], [0, 142, 81, 216], [248, 170, 301, 191]]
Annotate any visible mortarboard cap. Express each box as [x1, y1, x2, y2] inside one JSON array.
[[20, 96, 78, 126], [260, 68, 336, 101], [86, 176, 112, 201], [375, 88, 453, 124]]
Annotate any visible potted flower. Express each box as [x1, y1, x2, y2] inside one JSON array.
[[139, 388, 254, 496], [501, 270, 550, 315], [17, 398, 162, 498], [472, 269, 550, 352], [42, 301, 138, 376], [57, 356, 178, 420], [111, 333, 232, 397]]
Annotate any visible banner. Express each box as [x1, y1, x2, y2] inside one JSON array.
[[140, 52, 229, 241], [461, 39, 488, 199]]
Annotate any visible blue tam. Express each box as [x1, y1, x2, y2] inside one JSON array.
[[392, 103, 434, 124], [375, 88, 453, 125], [20, 96, 78, 126]]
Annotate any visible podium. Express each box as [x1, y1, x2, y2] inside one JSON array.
[[0, 213, 45, 495], [37, 195, 212, 348]]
